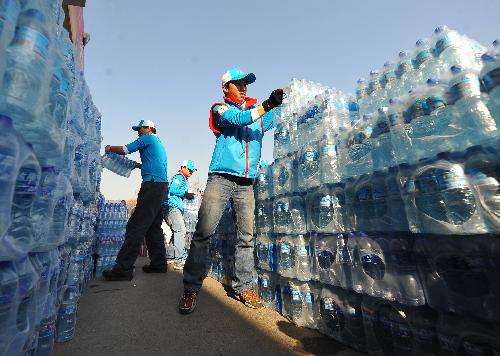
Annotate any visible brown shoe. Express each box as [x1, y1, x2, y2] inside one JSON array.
[[236, 289, 263, 309], [179, 289, 198, 314]]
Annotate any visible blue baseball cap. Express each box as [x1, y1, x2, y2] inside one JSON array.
[[221, 67, 256, 87], [181, 159, 197, 172], [132, 119, 155, 131]]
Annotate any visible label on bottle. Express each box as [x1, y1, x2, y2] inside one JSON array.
[[322, 297, 337, 311], [481, 67, 500, 93], [15, 170, 39, 194], [0, 0, 18, 23], [275, 126, 290, 143], [434, 34, 462, 57], [322, 143, 337, 157], [406, 99, 428, 123], [372, 118, 390, 138], [278, 167, 289, 187], [292, 290, 301, 302], [281, 243, 290, 254], [262, 277, 269, 288], [414, 49, 433, 68], [320, 195, 332, 208], [426, 95, 447, 113], [447, 76, 481, 105], [305, 292, 313, 304], [299, 245, 308, 257], [381, 70, 397, 88], [13, 26, 50, 60], [435, 168, 468, 190], [367, 78, 381, 95], [338, 247, 351, 264], [395, 60, 412, 78], [415, 172, 440, 194], [303, 150, 319, 163]]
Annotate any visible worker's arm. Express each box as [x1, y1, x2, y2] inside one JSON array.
[[261, 110, 275, 132], [216, 89, 284, 128], [169, 174, 187, 198], [105, 145, 126, 155]]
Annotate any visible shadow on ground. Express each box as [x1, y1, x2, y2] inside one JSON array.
[[54, 257, 362, 356]]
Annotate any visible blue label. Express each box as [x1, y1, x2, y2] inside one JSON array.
[[406, 99, 428, 123], [13, 26, 50, 60], [414, 49, 433, 68], [281, 243, 290, 254], [16, 170, 39, 194], [320, 195, 332, 208], [395, 60, 412, 78], [322, 143, 337, 157], [381, 70, 396, 88], [292, 290, 301, 301], [435, 169, 467, 190], [305, 292, 313, 304], [262, 277, 269, 287], [299, 245, 308, 257], [367, 78, 381, 95], [426, 95, 447, 113], [371, 118, 390, 138], [482, 67, 500, 93], [303, 150, 319, 162], [434, 35, 454, 57], [447, 77, 481, 104]]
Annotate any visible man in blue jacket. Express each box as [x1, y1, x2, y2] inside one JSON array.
[[102, 119, 169, 281], [179, 68, 283, 313], [164, 159, 197, 270]]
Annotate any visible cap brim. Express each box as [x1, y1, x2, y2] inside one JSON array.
[[231, 72, 256, 85], [132, 126, 141, 131]]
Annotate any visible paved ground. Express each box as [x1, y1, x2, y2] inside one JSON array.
[[54, 257, 363, 356]]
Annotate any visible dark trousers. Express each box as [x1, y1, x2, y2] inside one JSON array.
[[115, 181, 168, 271]]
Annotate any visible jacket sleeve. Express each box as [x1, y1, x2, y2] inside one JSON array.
[[169, 174, 187, 198], [262, 110, 275, 132], [125, 136, 147, 154], [214, 105, 253, 128]]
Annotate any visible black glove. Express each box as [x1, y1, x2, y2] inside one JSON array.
[[184, 192, 195, 200], [262, 88, 284, 112]]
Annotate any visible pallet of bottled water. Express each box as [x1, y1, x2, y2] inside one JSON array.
[[0, 0, 103, 353], [95, 199, 128, 277], [254, 27, 500, 355]]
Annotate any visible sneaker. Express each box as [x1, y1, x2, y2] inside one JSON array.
[[173, 263, 184, 271], [178, 289, 198, 314], [102, 268, 133, 281], [142, 265, 168, 273], [236, 289, 263, 309]]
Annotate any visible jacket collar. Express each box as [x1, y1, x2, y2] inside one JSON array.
[[223, 96, 258, 110]]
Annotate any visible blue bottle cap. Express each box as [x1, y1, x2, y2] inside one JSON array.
[[427, 78, 439, 86], [362, 114, 373, 121], [450, 65, 462, 74], [357, 78, 366, 84], [370, 70, 379, 76], [388, 97, 400, 105], [416, 39, 427, 46], [378, 107, 389, 115], [493, 39, 499, 46], [434, 25, 448, 34], [399, 51, 409, 58], [481, 53, 494, 62], [383, 61, 393, 67]]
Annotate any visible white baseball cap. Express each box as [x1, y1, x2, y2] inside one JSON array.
[[221, 67, 256, 87], [132, 119, 155, 131]]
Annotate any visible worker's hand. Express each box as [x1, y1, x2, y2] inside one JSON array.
[[105, 145, 111, 153], [134, 161, 142, 169], [184, 192, 195, 200], [262, 89, 284, 112]]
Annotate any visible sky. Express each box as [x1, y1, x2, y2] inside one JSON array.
[[83, 0, 499, 200]]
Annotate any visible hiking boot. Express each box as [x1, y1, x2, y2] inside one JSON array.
[[236, 289, 263, 309], [102, 268, 133, 281], [178, 289, 198, 314], [142, 264, 168, 273]]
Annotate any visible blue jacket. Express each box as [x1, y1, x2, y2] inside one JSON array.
[[164, 172, 189, 213], [125, 134, 168, 183], [208, 97, 274, 178]]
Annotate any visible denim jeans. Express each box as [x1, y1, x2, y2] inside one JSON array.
[[183, 174, 255, 293], [165, 207, 187, 264]]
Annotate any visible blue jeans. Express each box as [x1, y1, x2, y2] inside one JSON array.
[[165, 207, 187, 264], [183, 174, 255, 293]]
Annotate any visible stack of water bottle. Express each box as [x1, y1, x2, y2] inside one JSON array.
[[253, 27, 500, 354], [0, 0, 102, 353], [101, 152, 136, 178], [95, 200, 128, 277], [207, 201, 237, 286]]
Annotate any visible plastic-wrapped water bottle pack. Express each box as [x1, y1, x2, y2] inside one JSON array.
[[0, 0, 103, 353]]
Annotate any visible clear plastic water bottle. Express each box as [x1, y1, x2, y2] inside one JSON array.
[[255, 235, 270, 271], [258, 272, 275, 308], [447, 64, 497, 148], [1, 141, 41, 261], [370, 107, 396, 171], [8, 257, 39, 356], [350, 174, 376, 232], [399, 154, 487, 234], [255, 200, 273, 234], [255, 162, 272, 201], [2, 2, 52, 123], [278, 236, 295, 278], [300, 282, 319, 329], [314, 234, 338, 286], [55, 285, 78, 342], [395, 50, 416, 96], [464, 145, 500, 233], [273, 123, 291, 159], [319, 131, 341, 184], [385, 166, 409, 231], [272, 154, 294, 197], [355, 78, 368, 114], [413, 38, 437, 84], [380, 61, 397, 107], [365, 70, 382, 114], [387, 97, 413, 165], [0, 260, 18, 351], [297, 142, 320, 191], [334, 233, 353, 291], [480, 48, 500, 126], [340, 115, 374, 179], [294, 234, 311, 281], [281, 279, 304, 325], [0, 0, 20, 85]]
